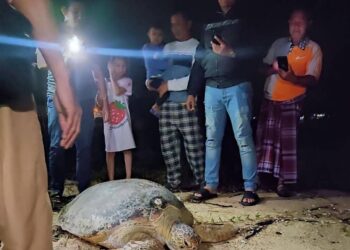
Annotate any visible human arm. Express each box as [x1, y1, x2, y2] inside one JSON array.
[[278, 69, 318, 87], [92, 64, 109, 122], [278, 44, 323, 87], [258, 38, 281, 77], [113, 78, 132, 96], [211, 35, 237, 57], [186, 45, 206, 111], [12, 0, 81, 148], [113, 84, 127, 96]]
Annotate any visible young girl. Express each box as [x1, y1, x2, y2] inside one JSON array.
[[104, 57, 135, 180]]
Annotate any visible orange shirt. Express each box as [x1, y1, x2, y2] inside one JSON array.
[[263, 38, 322, 101]]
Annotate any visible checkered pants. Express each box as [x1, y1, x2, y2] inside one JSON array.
[[159, 102, 204, 187]]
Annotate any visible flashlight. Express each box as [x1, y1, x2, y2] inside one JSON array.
[[67, 35, 82, 54]]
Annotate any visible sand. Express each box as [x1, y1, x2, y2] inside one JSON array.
[[52, 188, 350, 250]]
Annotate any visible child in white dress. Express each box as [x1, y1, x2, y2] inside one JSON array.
[[104, 57, 135, 180]]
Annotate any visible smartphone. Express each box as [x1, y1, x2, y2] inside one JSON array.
[[277, 56, 288, 71], [212, 34, 222, 45]]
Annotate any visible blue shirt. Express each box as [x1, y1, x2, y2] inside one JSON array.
[[142, 43, 168, 79], [47, 70, 55, 98]]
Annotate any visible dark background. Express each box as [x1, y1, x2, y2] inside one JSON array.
[[34, 0, 350, 191]]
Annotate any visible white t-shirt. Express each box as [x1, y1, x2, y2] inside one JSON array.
[[163, 38, 199, 91]]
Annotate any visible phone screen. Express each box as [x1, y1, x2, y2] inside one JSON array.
[[277, 56, 288, 71]]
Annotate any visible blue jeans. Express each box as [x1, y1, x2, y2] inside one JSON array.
[[204, 82, 257, 191], [47, 96, 95, 195]]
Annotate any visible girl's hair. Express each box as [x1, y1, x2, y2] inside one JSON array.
[[108, 56, 128, 65]]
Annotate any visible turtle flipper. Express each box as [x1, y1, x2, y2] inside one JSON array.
[[118, 239, 164, 250], [193, 222, 238, 243]]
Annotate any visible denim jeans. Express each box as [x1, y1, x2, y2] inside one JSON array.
[[47, 96, 95, 195], [204, 82, 257, 191]]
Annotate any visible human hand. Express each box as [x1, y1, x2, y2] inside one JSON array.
[[152, 103, 160, 112], [92, 65, 104, 82], [186, 95, 196, 112], [54, 95, 82, 149], [211, 36, 235, 57], [157, 82, 168, 97], [272, 60, 279, 72], [278, 66, 297, 83]]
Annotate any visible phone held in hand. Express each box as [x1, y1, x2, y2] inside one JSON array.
[[277, 56, 288, 71], [212, 34, 223, 46]]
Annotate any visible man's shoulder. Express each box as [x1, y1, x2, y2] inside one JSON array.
[[308, 40, 322, 52], [188, 38, 200, 46], [269, 37, 289, 49], [164, 41, 177, 49], [273, 37, 289, 45]]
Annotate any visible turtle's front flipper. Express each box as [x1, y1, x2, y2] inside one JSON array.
[[193, 222, 238, 243], [117, 239, 164, 250]]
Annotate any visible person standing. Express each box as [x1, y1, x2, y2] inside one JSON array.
[[147, 11, 204, 192], [38, 0, 108, 207], [0, 0, 81, 249], [187, 0, 260, 206], [256, 9, 322, 197], [103, 57, 135, 180]]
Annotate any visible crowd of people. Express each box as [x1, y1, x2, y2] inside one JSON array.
[[0, 0, 322, 249]]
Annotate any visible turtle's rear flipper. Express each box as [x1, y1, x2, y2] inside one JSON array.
[[118, 239, 164, 250]]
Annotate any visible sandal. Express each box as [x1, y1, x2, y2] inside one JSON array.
[[191, 188, 218, 203], [240, 191, 260, 206]]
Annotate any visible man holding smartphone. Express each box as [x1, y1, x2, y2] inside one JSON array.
[[187, 0, 260, 206], [256, 9, 323, 197]]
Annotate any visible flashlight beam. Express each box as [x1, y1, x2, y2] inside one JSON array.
[[0, 34, 262, 60], [0, 35, 145, 59]]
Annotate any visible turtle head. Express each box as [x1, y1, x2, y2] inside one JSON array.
[[166, 222, 201, 250]]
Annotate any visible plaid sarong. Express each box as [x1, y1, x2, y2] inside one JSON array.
[[159, 102, 204, 187], [256, 96, 304, 184]]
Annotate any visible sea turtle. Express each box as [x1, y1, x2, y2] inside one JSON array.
[[57, 179, 201, 250]]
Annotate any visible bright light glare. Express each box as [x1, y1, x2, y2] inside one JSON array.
[[68, 36, 82, 53]]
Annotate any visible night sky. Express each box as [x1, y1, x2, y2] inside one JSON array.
[[35, 0, 350, 190]]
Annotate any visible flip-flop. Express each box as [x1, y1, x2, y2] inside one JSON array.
[[240, 191, 260, 206], [191, 188, 218, 203]]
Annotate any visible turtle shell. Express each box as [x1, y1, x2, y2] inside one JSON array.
[[58, 179, 185, 238]]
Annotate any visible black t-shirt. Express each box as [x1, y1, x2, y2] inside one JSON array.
[[0, 0, 35, 108]]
